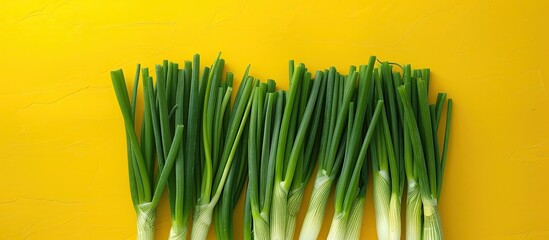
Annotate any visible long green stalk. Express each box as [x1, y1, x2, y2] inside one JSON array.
[[214, 124, 249, 240], [172, 63, 188, 240], [300, 56, 377, 240], [192, 54, 255, 240], [285, 71, 327, 240], [327, 100, 383, 240], [248, 84, 278, 239], [396, 64, 418, 240], [214, 68, 252, 240], [271, 64, 323, 240], [112, 67, 185, 240], [370, 62, 407, 240], [327, 60, 379, 239], [397, 72, 452, 240], [158, 56, 202, 240], [245, 80, 281, 240]]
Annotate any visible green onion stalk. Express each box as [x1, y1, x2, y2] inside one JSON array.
[[243, 185, 253, 240], [284, 67, 328, 240], [153, 60, 185, 240], [191, 54, 255, 240], [247, 80, 282, 240], [370, 62, 407, 240], [213, 62, 252, 240], [401, 65, 421, 240], [300, 56, 377, 240], [327, 100, 383, 240], [327, 60, 380, 240], [345, 88, 383, 240], [111, 66, 185, 240], [344, 165, 367, 240], [397, 66, 452, 240], [214, 100, 250, 240], [271, 63, 324, 240], [149, 56, 200, 240]]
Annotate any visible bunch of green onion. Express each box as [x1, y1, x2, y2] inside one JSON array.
[[214, 88, 250, 240], [112, 54, 254, 240], [245, 79, 281, 239], [191, 54, 255, 240], [150, 59, 197, 240], [365, 61, 452, 240], [285, 63, 328, 240], [111, 62, 186, 240], [300, 56, 377, 240], [327, 60, 384, 240], [370, 62, 406, 240], [397, 65, 452, 240], [270, 62, 326, 240], [112, 54, 452, 240]]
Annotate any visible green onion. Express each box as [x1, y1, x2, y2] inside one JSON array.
[[271, 64, 324, 240], [399, 64, 421, 240], [397, 67, 452, 240], [111, 68, 185, 240], [150, 60, 186, 240], [328, 58, 376, 239], [247, 81, 281, 239], [327, 59, 380, 239], [328, 60, 383, 239], [371, 62, 406, 240], [191, 54, 255, 240], [285, 70, 327, 240], [300, 56, 377, 240], [112, 55, 453, 240], [161, 56, 200, 240], [327, 100, 383, 240], [214, 70, 252, 240]]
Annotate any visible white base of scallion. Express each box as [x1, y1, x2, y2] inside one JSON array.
[[252, 216, 270, 240], [389, 193, 402, 240], [373, 170, 391, 240], [299, 173, 332, 240], [406, 180, 422, 240], [191, 204, 213, 240], [422, 198, 443, 240], [271, 183, 288, 240], [137, 203, 156, 240], [346, 197, 365, 240], [326, 213, 347, 240], [373, 171, 403, 240], [285, 214, 297, 240], [285, 186, 305, 240], [169, 221, 188, 240]]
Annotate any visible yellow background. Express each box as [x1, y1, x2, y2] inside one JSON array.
[[1, 0, 548, 239]]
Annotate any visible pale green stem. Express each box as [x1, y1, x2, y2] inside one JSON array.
[[271, 183, 288, 240], [191, 204, 214, 240], [299, 172, 332, 240], [422, 198, 443, 240], [389, 193, 402, 240], [285, 185, 305, 240], [327, 213, 348, 240], [253, 215, 270, 240], [169, 221, 188, 240], [406, 179, 422, 240], [137, 203, 156, 240], [346, 196, 365, 240], [373, 170, 391, 240]]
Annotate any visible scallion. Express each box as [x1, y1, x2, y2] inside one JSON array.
[[191, 54, 255, 240]]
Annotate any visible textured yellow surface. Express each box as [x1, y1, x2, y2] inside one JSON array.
[[1, 0, 549, 239]]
